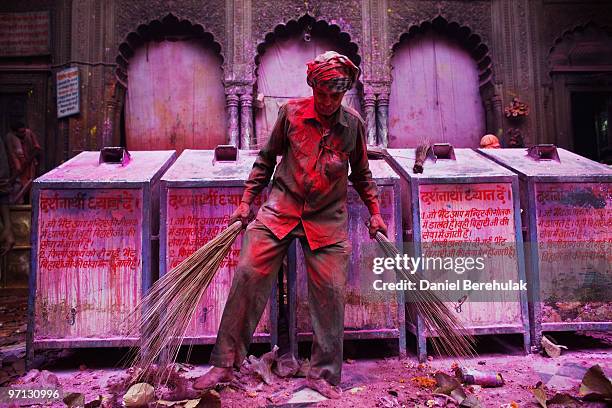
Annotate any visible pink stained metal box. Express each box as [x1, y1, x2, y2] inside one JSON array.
[[478, 147, 612, 348], [28, 150, 177, 360], [159, 149, 276, 345], [385, 147, 530, 361], [289, 158, 406, 357]]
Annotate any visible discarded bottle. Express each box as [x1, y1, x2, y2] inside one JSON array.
[[455, 367, 505, 387]]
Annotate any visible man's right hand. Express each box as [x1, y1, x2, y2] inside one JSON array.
[[229, 202, 253, 228]]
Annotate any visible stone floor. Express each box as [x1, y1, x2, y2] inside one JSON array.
[[0, 288, 28, 386], [1, 288, 611, 407]]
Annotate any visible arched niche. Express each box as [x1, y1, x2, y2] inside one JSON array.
[[116, 14, 226, 153], [388, 17, 494, 148], [548, 22, 612, 162], [549, 22, 612, 71], [254, 15, 362, 149]]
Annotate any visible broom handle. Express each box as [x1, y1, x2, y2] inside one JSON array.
[[365, 220, 393, 245], [413, 143, 430, 174], [229, 219, 248, 230], [231, 220, 244, 228], [375, 230, 387, 243]]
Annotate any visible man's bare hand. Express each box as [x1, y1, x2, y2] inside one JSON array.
[[368, 214, 387, 239], [229, 202, 253, 228]]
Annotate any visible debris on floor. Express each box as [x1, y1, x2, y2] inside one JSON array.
[[455, 367, 505, 387], [123, 382, 155, 407], [541, 335, 568, 358], [579, 364, 612, 402], [1, 287, 611, 408]]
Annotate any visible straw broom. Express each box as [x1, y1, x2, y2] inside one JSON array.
[[123, 220, 244, 384], [124, 218, 473, 385], [374, 135, 474, 356], [413, 142, 430, 174], [373, 231, 476, 358]]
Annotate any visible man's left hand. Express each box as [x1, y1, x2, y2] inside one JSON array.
[[368, 214, 387, 239]]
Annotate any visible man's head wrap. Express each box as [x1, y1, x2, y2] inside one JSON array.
[[306, 51, 360, 92]]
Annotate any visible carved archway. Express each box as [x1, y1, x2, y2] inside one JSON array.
[[388, 16, 499, 147], [252, 14, 363, 148], [547, 21, 612, 160], [114, 13, 227, 152], [115, 13, 224, 87], [391, 16, 493, 90], [254, 14, 360, 67], [548, 21, 612, 73]]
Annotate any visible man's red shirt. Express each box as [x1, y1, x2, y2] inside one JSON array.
[[241, 96, 381, 250]]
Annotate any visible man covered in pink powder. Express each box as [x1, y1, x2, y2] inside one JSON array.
[[194, 51, 387, 398]]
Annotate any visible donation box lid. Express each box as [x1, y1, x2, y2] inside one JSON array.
[[35, 150, 176, 185], [478, 147, 612, 180], [366, 159, 400, 183], [162, 149, 399, 186], [161, 149, 260, 185], [387, 148, 515, 181]]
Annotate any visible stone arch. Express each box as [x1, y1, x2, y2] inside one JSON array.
[[115, 13, 227, 152], [114, 13, 224, 86], [548, 21, 612, 72], [547, 21, 612, 162], [391, 16, 493, 88], [388, 16, 496, 147], [254, 14, 360, 68], [252, 14, 363, 148]]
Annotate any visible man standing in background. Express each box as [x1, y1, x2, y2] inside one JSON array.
[[0, 130, 14, 255], [5, 121, 41, 203]]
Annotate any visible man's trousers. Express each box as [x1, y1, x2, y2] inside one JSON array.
[[209, 219, 351, 385]]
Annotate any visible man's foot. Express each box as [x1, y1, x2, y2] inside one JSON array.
[[193, 366, 234, 390], [305, 378, 342, 399]]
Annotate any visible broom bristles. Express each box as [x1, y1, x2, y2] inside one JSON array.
[[122, 220, 244, 384], [374, 231, 476, 358], [124, 221, 473, 386]]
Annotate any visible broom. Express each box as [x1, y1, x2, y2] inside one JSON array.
[[125, 219, 473, 386], [413, 142, 430, 174], [373, 230, 476, 358], [122, 220, 244, 384]]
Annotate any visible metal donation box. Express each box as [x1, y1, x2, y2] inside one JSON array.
[[289, 158, 406, 356], [159, 149, 276, 345], [479, 146, 611, 347], [386, 146, 530, 361], [28, 149, 176, 357]]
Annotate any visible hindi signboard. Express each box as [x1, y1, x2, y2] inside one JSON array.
[[0, 12, 50, 56], [29, 150, 176, 353], [478, 146, 612, 347], [56, 67, 80, 119], [386, 148, 530, 361], [160, 150, 276, 344]]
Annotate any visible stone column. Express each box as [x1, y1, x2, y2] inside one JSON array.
[[363, 92, 377, 146], [101, 78, 121, 148], [226, 93, 240, 147], [492, 85, 504, 137], [69, 0, 116, 153], [240, 93, 253, 149], [376, 93, 390, 147]]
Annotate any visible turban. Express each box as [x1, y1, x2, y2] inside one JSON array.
[[306, 51, 360, 92]]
